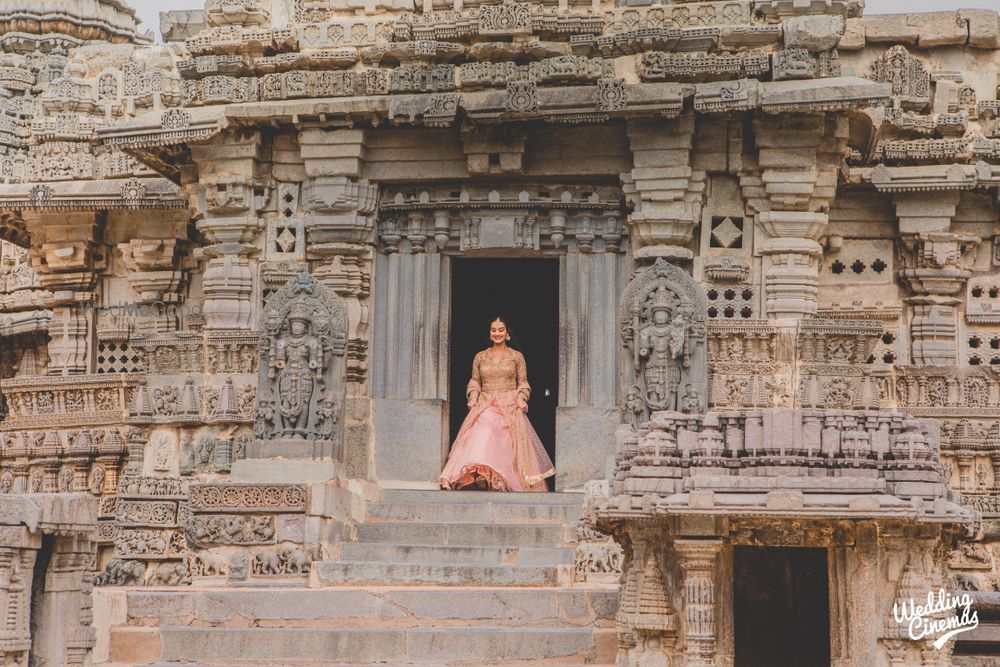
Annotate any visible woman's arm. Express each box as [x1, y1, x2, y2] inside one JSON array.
[[466, 352, 482, 405], [515, 351, 531, 404]]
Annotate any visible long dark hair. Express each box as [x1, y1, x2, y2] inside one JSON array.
[[489, 314, 521, 351]]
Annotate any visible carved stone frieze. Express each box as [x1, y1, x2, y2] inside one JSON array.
[[188, 484, 307, 513]]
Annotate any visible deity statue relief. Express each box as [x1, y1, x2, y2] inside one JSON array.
[[620, 259, 707, 422], [637, 288, 691, 409], [256, 272, 347, 442], [268, 302, 325, 437]]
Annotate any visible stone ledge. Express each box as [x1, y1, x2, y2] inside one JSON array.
[[839, 10, 1000, 50]]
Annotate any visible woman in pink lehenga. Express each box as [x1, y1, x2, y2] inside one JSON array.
[[439, 317, 555, 492]]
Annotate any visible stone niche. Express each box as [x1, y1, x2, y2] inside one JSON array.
[[620, 258, 708, 425], [252, 272, 348, 460], [0, 493, 97, 667]]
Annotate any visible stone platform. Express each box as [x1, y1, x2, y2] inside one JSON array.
[[99, 490, 618, 667]]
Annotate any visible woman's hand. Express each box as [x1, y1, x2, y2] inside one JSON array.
[[467, 395, 479, 410], [516, 396, 528, 413]]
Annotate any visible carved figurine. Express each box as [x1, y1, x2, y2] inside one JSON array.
[[621, 386, 646, 430], [268, 302, 324, 438], [680, 384, 700, 414], [257, 273, 346, 442], [637, 289, 691, 410]]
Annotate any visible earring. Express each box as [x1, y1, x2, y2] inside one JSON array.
[[506, 335, 511, 341]]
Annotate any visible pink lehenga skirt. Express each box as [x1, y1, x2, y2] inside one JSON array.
[[439, 393, 555, 492]]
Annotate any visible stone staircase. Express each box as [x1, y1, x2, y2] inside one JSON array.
[[106, 489, 618, 667]]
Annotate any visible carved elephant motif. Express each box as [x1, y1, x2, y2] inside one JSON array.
[[282, 546, 312, 574], [253, 548, 283, 575]]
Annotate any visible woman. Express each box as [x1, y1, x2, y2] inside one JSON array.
[[439, 316, 555, 492]]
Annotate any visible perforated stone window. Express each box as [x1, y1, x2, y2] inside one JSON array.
[[706, 285, 755, 319], [96, 341, 144, 374], [966, 334, 1000, 365], [868, 330, 897, 364]]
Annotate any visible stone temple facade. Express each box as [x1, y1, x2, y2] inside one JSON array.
[[1, 0, 1000, 665]]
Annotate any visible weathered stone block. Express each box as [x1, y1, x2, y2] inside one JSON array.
[[372, 398, 446, 485], [555, 406, 619, 491], [783, 15, 845, 51], [911, 12, 969, 47], [838, 16, 866, 49], [863, 15, 919, 44], [961, 9, 1000, 48]]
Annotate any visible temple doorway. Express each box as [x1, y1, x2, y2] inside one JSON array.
[[28, 534, 55, 667], [449, 258, 559, 488], [733, 546, 830, 666]]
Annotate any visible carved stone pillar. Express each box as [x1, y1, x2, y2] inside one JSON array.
[[109, 210, 191, 332], [23, 212, 103, 375], [893, 192, 978, 365], [299, 127, 377, 476], [991, 449, 1000, 493], [189, 130, 269, 330], [674, 539, 722, 666], [624, 115, 705, 262], [747, 114, 846, 320]]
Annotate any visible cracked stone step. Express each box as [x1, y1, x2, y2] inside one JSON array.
[[337, 542, 574, 566], [112, 626, 617, 664], [365, 501, 581, 524], [124, 588, 618, 626], [353, 522, 574, 547], [313, 560, 571, 586], [376, 489, 584, 506]]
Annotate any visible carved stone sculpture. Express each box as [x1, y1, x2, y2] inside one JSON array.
[[621, 259, 707, 420], [255, 272, 347, 443]]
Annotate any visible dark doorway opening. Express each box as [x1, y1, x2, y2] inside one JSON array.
[[734, 545, 830, 667], [449, 258, 559, 489], [29, 534, 55, 667]]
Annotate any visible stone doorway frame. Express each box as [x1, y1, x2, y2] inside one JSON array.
[[370, 183, 628, 490], [446, 256, 561, 479]]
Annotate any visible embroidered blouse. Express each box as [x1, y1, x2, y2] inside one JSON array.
[[466, 348, 531, 404]]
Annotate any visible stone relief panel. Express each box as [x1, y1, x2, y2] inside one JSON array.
[[255, 272, 347, 445], [620, 259, 707, 423]]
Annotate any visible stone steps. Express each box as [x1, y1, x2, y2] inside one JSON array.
[[123, 587, 617, 627], [314, 561, 571, 586], [338, 542, 573, 566], [366, 501, 580, 524], [112, 626, 617, 665], [105, 491, 616, 667], [376, 489, 583, 506], [353, 522, 574, 547]]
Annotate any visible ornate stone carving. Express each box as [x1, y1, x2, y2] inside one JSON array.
[[251, 544, 320, 576], [869, 46, 931, 108], [256, 273, 346, 441], [186, 515, 276, 547], [188, 484, 307, 513], [620, 259, 707, 418], [504, 80, 538, 114]]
